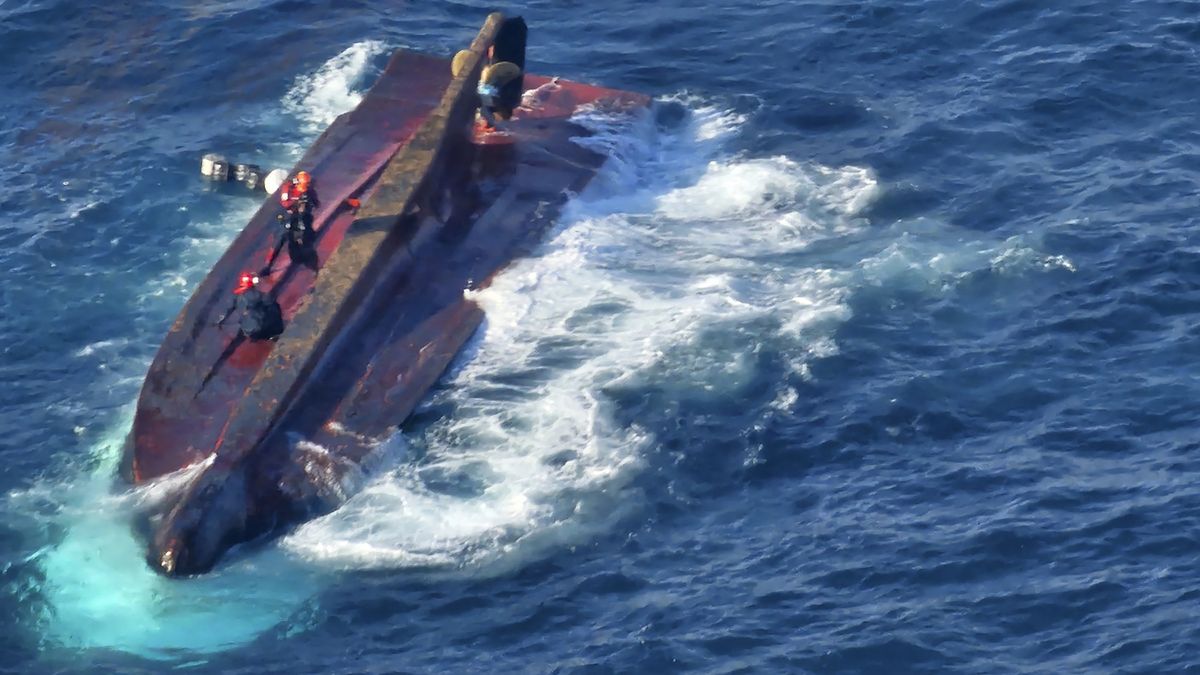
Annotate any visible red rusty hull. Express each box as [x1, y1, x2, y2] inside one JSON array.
[[128, 49, 453, 482], [125, 15, 648, 576]]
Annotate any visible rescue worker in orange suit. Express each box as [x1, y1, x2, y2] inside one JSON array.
[[216, 272, 284, 341], [262, 170, 320, 275]]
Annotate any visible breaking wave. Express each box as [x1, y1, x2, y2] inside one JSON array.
[[281, 99, 883, 572], [7, 59, 1073, 661]]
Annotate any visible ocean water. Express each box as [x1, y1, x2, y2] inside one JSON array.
[[2, 0, 1199, 672]]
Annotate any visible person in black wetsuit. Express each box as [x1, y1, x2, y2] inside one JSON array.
[[216, 272, 283, 341], [262, 170, 320, 275]]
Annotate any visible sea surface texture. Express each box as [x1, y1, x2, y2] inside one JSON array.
[[1, 0, 1198, 672]]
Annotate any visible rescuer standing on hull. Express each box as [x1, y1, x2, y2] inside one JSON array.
[[262, 170, 320, 275], [216, 272, 284, 341], [133, 13, 656, 577]]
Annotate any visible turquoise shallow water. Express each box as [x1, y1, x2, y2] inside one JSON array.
[[2, 1, 1199, 672]]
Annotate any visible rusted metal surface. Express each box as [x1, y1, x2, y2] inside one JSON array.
[[129, 49, 453, 482], [131, 13, 650, 575], [205, 13, 502, 465]]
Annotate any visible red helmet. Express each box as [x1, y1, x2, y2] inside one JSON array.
[[234, 272, 259, 294]]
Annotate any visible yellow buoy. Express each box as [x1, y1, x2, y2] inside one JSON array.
[[451, 50, 473, 77], [481, 61, 522, 86]]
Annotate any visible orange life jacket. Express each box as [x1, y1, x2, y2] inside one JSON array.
[[279, 181, 308, 211]]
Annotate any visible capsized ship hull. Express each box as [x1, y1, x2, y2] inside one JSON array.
[[124, 13, 648, 576]]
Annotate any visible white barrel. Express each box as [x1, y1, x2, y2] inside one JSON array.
[[263, 168, 289, 194], [200, 153, 225, 178]]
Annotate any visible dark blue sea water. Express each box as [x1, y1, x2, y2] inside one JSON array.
[[3, 0, 1200, 672]]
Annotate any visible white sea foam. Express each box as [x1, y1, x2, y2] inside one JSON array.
[[283, 40, 388, 134], [856, 224, 1078, 294], [282, 99, 880, 575], [73, 338, 129, 358], [14, 42, 384, 659], [18, 50, 1078, 655], [9, 411, 313, 659]]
